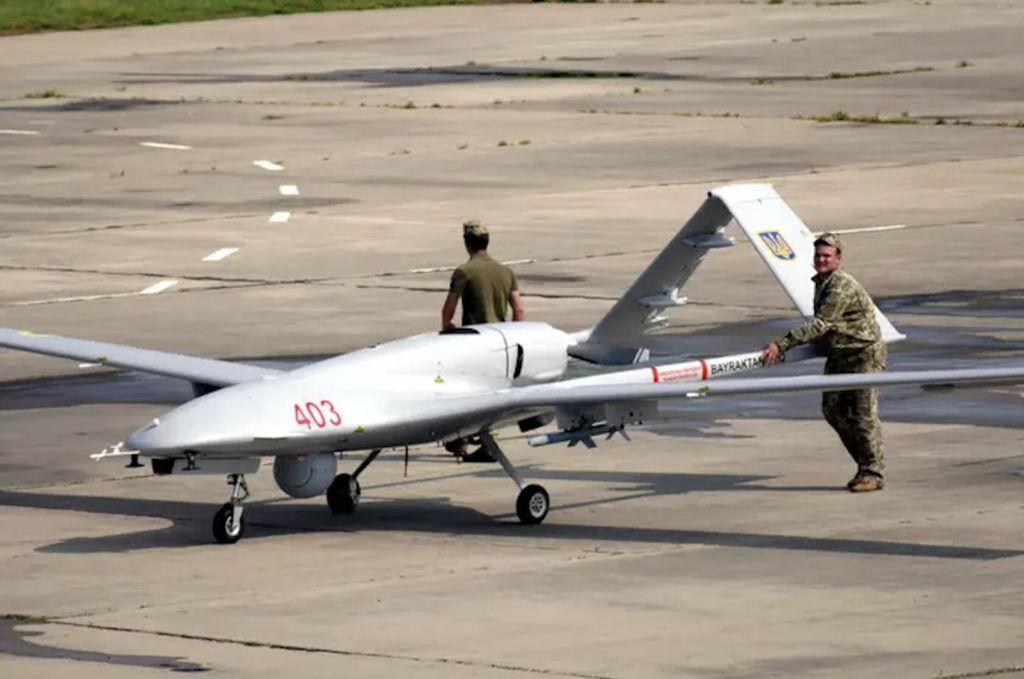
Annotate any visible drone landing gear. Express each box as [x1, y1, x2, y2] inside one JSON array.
[[213, 473, 249, 544], [479, 431, 550, 525], [327, 449, 382, 514]]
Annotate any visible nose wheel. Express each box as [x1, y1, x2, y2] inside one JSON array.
[[212, 473, 249, 544]]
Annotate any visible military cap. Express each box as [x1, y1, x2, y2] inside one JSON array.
[[814, 231, 843, 253], [463, 219, 489, 237]]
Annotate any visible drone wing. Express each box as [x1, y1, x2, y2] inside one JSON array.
[[429, 361, 1024, 444], [0, 326, 281, 387]]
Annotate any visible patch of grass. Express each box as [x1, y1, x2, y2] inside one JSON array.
[[749, 66, 934, 86], [21, 88, 67, 99], [0, 0, 556, 36], [935, 118, 1024, 128], [956, 60, 974, 68], [261, 114, 284, 120], [801, 109, 918, 124], [824, 66, 934, 79]]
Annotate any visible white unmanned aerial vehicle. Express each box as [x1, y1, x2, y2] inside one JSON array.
[[2, 184, 1023, 544]]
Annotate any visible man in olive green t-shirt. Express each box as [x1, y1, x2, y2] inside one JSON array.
[[441, 220, 526, 329]]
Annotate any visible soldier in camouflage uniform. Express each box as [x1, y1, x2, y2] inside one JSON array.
[[761, 232, 887, 492], [441, 220, 525, 330]]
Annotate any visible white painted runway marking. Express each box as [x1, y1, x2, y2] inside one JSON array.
[[408, 265, 455, 274], [140, 142, 192, 150], [269, 211, 291, 223], [279, 184, 299, 196], [15, 292, 137, 306], [408, 259, 535, 275], [815, 224, 908, 236], [0, 129, 41, 135], [202, 247, 239, 262], [140, 280, 178, 295], [254, 160, 284, 171]]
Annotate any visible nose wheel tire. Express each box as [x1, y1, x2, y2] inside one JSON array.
[[327, 473, 361, 514], [516, 484, 549, 525], [213, 502, 245, 544]]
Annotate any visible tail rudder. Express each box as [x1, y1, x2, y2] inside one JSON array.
[[711, 184, 905, 344]]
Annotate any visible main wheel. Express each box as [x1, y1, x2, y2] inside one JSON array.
[[516, 484, 550, 525], [212, 502, 245, 544], [327, 473, 361, 514]]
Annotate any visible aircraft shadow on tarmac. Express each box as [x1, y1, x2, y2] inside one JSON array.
[[0, 463, 1019, 561]]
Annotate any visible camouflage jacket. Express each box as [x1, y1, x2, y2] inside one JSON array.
[[776, 268, 881, 354]]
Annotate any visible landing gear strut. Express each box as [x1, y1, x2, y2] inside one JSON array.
[[327, 449, 382, 514], [478, 431, 550, 525], [212, 473, 249, 544]]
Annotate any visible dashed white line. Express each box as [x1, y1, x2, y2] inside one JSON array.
[[815, 224, 908, 236], [140, 280, 178, 295], [269, 212, 291, 223], [407, 265, 454, 274], [254, 160, 284, 171], [202, 247, 239, 262], [140, 142, 192, 150], [279, 184, 299, 196], [79, 363, 99, 369], [408, 259, 535, 275], [14, 282, 180, 306], [14, 292, 137, 306], [0, 129, 41, 135]]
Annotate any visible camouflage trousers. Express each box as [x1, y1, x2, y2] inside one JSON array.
[[821, 342, 887, 477]]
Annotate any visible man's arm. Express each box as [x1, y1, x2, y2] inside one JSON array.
[[443, 269, 467, 329], [441, 292, 459, 329], [763, 279, 851, 363], [510, 290, 525, 321]]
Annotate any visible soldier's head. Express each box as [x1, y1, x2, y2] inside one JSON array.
[[812, 232, 843, 275], [462, 219, 490, 253]]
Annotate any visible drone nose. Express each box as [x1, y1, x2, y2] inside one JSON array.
[[124, 384, 262, 455], [125, 417, 174, 454]]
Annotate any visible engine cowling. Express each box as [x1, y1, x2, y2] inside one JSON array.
[[273, 452, 338, 498]]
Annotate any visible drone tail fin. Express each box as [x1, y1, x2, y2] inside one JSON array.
[[711, 184, 905, 344]]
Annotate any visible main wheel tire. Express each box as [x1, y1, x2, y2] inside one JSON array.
[[327, 473, 361, 514], [212, 502, 245, 544], [516, 484, 550, 525]]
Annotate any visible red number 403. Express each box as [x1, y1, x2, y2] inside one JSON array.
[[294, 400, 342, 429]]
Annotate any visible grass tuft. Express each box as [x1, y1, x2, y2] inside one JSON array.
[[0, 0, 561, 36], [22, 89, 67, 99]]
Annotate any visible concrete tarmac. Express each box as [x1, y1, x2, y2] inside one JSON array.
[[2, 1, 1024, 677]]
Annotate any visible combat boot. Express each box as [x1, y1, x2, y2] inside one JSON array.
[[848, 474, 884, 493]]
